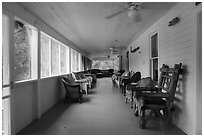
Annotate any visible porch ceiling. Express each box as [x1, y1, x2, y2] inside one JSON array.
[[19, 2, 176, 57]]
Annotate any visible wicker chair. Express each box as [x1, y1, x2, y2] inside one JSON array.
[[121, 71, 141, 96], [71, 72, 89, 95], [62, 77, 82, 104]]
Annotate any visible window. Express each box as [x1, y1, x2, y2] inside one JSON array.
[[150, 33, 158, 81], [51, 39, 60, 75], [70, 49, 74, 72], [76, 52, 79, 71], [66, 46, 70, 73], [41, 31, 71, 77], [60, 44, 67, 74], [14, 18, 38, 82], [41, 32, 51, 77], [71, 49, 77, 72], [92, 57, 119, 70], [78, 53, 83, 71]]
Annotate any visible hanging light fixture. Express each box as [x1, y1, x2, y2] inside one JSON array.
[[128, 5, 141, 22]]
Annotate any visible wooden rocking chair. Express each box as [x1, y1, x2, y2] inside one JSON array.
[[132, 63, 182, 129]]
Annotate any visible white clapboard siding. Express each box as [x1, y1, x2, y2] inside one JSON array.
[[124, 2, 199, 134]]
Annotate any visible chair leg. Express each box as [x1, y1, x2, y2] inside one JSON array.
[[139, 109, 146, 129], [139, 108, 155, 129], [79, 98, 82, 104], [164, 108, 172, 126], [154, 109, 163, 118], [121, 85, 124, 94], [123, 87, 126, 96], [130, 99, 133, 108]]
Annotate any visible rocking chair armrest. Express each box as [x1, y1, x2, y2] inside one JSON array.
[[75, 79, 87, 83], [132, 86, 160, 92], [137, 92, 170, 98], [132, 87, 164, 98], [67, 84, 80, 88]]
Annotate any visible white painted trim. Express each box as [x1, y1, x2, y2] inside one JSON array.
[[149, 28, 159, 80], [48, 38, 52, 76], [37, 30, 42, 119], [15, 79, 38, 86], [3, 9, 15, 135], [192, 3, 202, 135], [2, 10, 11, 135], [58, 43, 61, 74], [69, 48, 72, 73]]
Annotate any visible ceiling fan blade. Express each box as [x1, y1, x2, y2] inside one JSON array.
[[105, 8, 128, 19]]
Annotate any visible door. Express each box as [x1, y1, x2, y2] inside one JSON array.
[[2, 12, 14, 135]]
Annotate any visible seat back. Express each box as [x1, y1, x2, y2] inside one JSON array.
[[131, 71, 141, 83], [78, 72, 86, 79], [71, 72, 81, 80], [158, 63, 182, 103], [122, 71, 128, 76], [62, 76, 81, 98], [67, 74, 76, 83], [61, 77, 70, 94]]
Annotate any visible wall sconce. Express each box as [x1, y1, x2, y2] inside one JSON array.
[[130, 46, 140, 53], [168, 17, 180, 26]]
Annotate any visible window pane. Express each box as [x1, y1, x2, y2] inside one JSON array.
[[92, 57, 119, 70], [41, 33, 50, 77], [71, 49, 76, 72], [14, 20, 32, 81], [113, 57, 119, 70], [151, 33, 158, 58], [2, 14, 10, 85], [60, 44, 66, 74], [73, 50, 76, 72], [51, 39, 60, 75], [66, 46, 70, 73], [76, 52, 79, 71], [70, 49, 73, 72], [79, 53, 82, 71], [152, 58, 158, 81]]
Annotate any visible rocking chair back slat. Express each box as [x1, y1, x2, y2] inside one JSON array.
[[158, 63, 182, 95]]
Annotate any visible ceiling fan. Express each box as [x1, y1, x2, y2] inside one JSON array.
[[105, 2, 143, 22], [104, 47, 120, 57], [107, 40, 122, 55], [109, 47, 119, 54]]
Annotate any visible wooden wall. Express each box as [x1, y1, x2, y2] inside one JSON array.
[[122, 2, 201, 134]]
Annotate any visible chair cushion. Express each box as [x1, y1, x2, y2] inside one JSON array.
[[144, 98, 166, 105], [138, 77, 155, 87]]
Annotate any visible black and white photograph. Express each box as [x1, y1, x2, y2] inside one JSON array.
[[1, 1, 202, 135]]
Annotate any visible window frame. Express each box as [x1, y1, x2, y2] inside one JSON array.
[[14, 17, 38, 83], [40, 31, 71, 79], [150, 31, 159, 81]]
